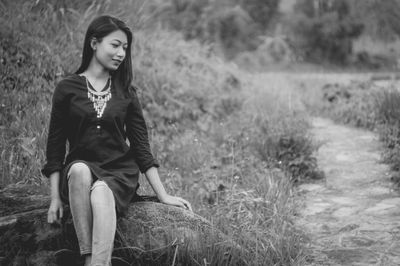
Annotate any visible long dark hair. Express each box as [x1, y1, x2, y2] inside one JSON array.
[[75, 15, 133, 97]]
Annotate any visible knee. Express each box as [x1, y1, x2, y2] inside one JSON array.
[[68, 162, 92, 187]]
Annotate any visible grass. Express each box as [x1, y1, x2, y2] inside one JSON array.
[[0, 0, 319, 264]]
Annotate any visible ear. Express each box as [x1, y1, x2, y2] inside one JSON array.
[[90, 38, 98, 51]]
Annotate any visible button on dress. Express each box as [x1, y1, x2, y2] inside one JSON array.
[[41, 74, 159, 215]]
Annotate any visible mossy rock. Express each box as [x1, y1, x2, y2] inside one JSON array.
[[0, 185, 244, 265]]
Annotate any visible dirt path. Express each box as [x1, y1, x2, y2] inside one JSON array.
[[297, 117, 400, 266]]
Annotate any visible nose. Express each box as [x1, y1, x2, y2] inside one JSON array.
[[117, 47, 125, 59]]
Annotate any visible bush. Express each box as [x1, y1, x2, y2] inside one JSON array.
[[318, 82, 378, 129]]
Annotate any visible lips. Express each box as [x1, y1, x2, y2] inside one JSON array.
[[112, 59, 122, 65]]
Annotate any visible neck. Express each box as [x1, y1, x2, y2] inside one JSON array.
[[84, 59, 110, 80]]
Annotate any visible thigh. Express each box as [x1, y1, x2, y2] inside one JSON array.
[[91, 180, 116, 206]]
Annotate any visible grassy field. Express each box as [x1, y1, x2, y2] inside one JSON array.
[[0, 1, 324, 265]]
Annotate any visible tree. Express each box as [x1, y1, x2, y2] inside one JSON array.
[[290, 0, 363, 64], [352, 0, 400, 39], [239, 0, 279, 29]]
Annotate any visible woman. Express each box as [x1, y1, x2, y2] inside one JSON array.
[[42, 15, 192, 266]]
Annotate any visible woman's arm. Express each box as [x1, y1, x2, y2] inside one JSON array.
[[126, 89, 192, 211], [145, 167, 192, 212], [47, 171, 64, 223], [42, 81, 69, 223], [42, 81, 68, 177]]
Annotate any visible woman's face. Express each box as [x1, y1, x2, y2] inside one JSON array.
[[92, 29, 128, 71]]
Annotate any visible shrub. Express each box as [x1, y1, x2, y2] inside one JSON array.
[[315, 81, 378, 129]]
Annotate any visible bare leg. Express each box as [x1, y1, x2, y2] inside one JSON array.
[[68, 162, 93, 260], [90, 180, 116, 266]]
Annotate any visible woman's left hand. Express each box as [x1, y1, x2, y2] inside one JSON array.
[[159, 194, 193, 212]]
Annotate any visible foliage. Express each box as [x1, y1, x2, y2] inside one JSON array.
[[156, 0, 279, 58], [0, 3, 57, 186], [351, 0, 400, 39], [318, 82, 378, 129], [238, 0, 279, 29], [289, 0, 364, 64]]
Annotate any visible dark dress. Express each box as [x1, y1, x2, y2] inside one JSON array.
[[41, 74, 159, 215]]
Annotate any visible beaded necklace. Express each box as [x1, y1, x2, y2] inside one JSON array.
[[85, 76, 112, 118]]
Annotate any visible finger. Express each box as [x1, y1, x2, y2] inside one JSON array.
[[173, 200, 186, 208], [48, 211, 52, 223], [185, 202, 192, 212], [176, 202, 188, 210], [185, 202, 193, 212], [174, 197, 189, 208], [51, 212, 57, 223], [51, 209, 59, 223], [48, 212, 55, 224], [59, 207, 63, 219], [179, 198, 189, 206], [179, 199, 192, 212]]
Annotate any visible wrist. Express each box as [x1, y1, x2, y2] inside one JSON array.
[[157, 192, 168, 202], [51, 194, 61, 201]]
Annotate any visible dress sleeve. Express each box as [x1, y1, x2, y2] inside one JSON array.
[[41, 82, 68, 178], [125, 89, 160, 173]]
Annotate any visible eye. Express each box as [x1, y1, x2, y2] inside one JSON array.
[[111, 43, 119, 48]]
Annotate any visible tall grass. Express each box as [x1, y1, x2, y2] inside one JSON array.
[[373, 88, 400, 175], [0, 0, 316, 264]]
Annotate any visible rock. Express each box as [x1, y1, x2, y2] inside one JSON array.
[[323, 248, 378, 265], [0, 185, 243, 265]]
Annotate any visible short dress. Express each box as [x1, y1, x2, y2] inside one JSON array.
[[41, 74, 159, 215]]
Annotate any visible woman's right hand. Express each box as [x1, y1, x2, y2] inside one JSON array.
[[48, 197, 63, 224]]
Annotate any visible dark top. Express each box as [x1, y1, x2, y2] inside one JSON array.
[[41, 74, 159, 215]]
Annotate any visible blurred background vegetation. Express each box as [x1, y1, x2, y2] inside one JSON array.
[[2, 0, 400, 265], [143, 0, 400, 69]]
